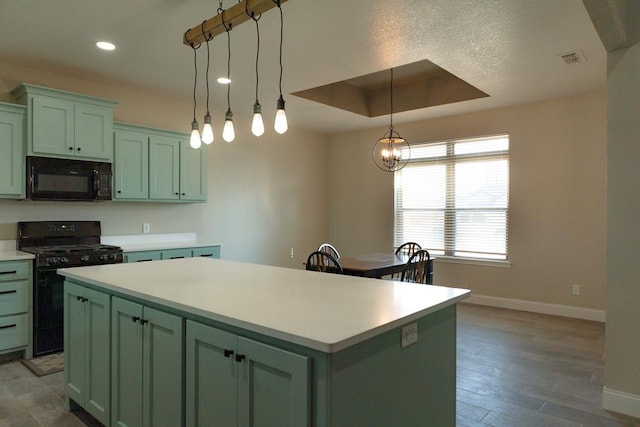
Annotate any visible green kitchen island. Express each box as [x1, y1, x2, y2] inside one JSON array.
[[59, 257, 469, 427]]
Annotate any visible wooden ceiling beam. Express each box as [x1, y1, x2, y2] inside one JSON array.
[[183, 0, 288, 46]]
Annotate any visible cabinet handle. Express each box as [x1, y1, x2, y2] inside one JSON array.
[[174, 192, 179, 195], [132, 316, 140, 323], [0, 324, 17, 330], [199, 254, 213, 258], [235, 354, 246, 363], [170, 256, 185, 259], [141, 319, 148, 325], [0, 290, 17, 295], [69, 147, 74, 151], [136, 259, 153, 262], [181, 193, 186, 196], [0, 270, 17, 276], [77, 147, 81, 151], [117, 190, 122, 194], [223, 349, 234, 358]]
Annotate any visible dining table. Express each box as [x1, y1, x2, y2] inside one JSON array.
[[339, 252, 434, 282]]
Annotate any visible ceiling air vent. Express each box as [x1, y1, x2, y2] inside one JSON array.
[[558, 50, 586, 65]]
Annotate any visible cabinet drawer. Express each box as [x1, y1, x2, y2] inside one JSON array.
[[0, 261, 29, 282], [124, 251, 161, 263], [161, 248, 192, 260], [0, 281, 28, 316], [192, 246, 220, 259], [0, 313, 28, 351]]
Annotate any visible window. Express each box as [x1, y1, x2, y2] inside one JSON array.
[[394, 134, 509, 261]]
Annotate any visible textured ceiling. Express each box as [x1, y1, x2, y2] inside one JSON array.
[[0, 0, 606, 134]]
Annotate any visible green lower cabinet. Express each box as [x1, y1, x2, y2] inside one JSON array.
[[191, 246, 220, 259], [124, 250, 162, 263], [124, 246, 221, 263], [63, 281, 111, 426], [111, 297, 183, 427], [185, 320, 310, 427]]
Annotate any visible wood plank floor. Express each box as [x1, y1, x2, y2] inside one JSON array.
[[0, 303, 638, 426], [457, 303, 640, 427]]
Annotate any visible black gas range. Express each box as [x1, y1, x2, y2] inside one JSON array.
[[18, 221, 123, 356]]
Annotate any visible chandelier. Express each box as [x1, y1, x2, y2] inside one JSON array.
[[183, 0, 289, 148], [372, 68, 411, 172]]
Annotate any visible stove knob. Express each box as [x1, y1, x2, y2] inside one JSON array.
[[60, 257, 69, 264], [81, 255, 90, 262], [99, 254, 108, 261], [49, 257, 59, 265], [109, 253, 117, 260]]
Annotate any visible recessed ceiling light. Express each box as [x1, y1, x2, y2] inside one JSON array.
[[217, 77, 231, 84], [96, 41, 116, 51]]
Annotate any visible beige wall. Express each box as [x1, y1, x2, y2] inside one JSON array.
[[0, 62, 329, 268], [604, 2, 640, 401], [329, 91, 607, 310]]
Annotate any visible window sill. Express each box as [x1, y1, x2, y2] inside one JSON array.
[[434, 256, 511, 268]]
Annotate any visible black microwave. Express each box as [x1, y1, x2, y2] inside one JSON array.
[[27, 156, 113, 201]]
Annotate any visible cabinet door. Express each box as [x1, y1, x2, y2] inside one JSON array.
[[112, 297, 144, 427], [75, 103, 113, 161], [114, 130, 149, 200], [185, 321, 238, 427], [31, 96, 75, 156], [149, 135, 180, 200], [84, 287, 111, 426], [180, 141, 207, 201], [0, 107, 25, 197], [237, 338, 310, 427], [142, 306, 183, 427], [64, 282, 86, 406]]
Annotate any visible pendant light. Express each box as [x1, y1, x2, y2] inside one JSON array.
[[372, 68, 410, 172], [247, 5, 264, 137], [187, 38, 201, 149], [222, 11, 235, 143], [273, 0, 288, 134], [201, 22, 214, 145]]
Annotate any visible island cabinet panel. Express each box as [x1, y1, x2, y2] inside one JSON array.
[[111, 297, 184, 427], [185, 320, 311, 427], [63, 281, 111, 426]]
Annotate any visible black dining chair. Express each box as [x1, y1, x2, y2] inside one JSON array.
[[400, 249, 432, 284], [395, 242, 422, 257], [306, 251, 343, 274], [318, 243, 340, 260]]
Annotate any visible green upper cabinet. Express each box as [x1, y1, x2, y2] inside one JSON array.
[[113, 123, 207, 202], [114, 126, 149, 200], [0, 103, 26, 198], [149, 135, 180, 200], [180, 141, 207, 201], [11, 83, 116, 162]]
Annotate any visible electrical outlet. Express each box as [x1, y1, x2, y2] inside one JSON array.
[[290, 247, 294, 258], [143, 223, 150, 234], [572, 284, 580, 296], [401, 322, 418, 348]]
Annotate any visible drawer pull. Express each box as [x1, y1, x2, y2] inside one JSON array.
[[235, 354, 246, 363], [199, 254, 213, 258], [223, 349, 234, 358], [0, 290, 18, 295], [0, 324, 17, 330], [170, 256, 185, 259], [136, 259, 153, 262], [0, 270, 17, 276]]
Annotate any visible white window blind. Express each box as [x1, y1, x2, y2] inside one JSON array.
[[394, 134, 509, 260]]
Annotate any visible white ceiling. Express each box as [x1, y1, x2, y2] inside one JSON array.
[[0, 0, 606, 134]]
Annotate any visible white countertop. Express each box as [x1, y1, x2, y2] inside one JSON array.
[[0, 240, 34, 261], [59, 257, 469, 353], [101, 232, 221, 252]]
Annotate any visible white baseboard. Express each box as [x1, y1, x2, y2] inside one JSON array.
[[465, 294, 605, 322], [603, 387, 640, 419]]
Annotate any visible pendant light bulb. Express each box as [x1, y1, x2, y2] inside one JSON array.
[[190, 120, 202, 149], [223, 109, 235, 143], [202, 113, 214, 144], [251, 101, 264, 137], [274, 95, 288, 134]]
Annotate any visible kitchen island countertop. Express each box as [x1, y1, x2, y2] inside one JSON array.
[[59, 257, 469, 353]]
